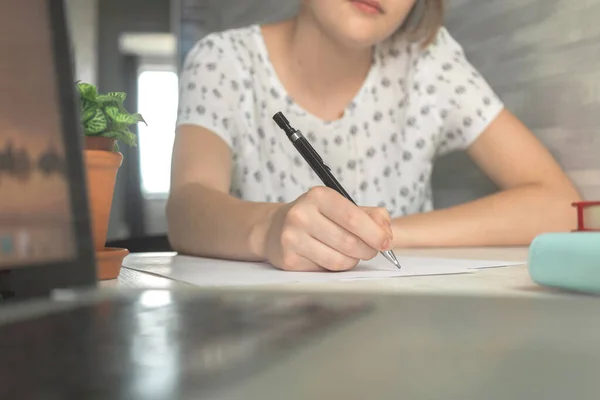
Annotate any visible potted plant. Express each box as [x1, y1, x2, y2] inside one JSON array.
[[76, 81, 146, 280]]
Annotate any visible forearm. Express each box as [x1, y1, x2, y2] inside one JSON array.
[[166, 183, 280, 261], [392, 183, 581, 248]]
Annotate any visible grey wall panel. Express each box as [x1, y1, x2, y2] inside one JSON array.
[[64, 0, 98, 85], [436, 0, 600, 207]]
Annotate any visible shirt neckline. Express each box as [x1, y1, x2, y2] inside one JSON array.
[[251, 24, 379, 129]]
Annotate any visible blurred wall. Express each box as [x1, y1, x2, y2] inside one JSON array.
[[64, 0, 97, 85], [177, 0, 600, 210], [177, 0, 298, 66], [435, 0, 600, 206], [98, 0, 172, 240]]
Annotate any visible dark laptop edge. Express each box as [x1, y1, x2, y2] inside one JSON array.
[[0, 0, 97, 302]]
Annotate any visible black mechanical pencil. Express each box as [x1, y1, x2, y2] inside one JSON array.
[[273, 111, 401, 269]]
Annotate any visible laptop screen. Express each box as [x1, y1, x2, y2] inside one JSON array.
[[0, 0, 77, 270]]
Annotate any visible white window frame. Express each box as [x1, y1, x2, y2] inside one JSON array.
[[137, 57, 178, 200], [136, 56, 178, 234]]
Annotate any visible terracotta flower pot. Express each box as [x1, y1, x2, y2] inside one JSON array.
[[84, 137, 129, 280]]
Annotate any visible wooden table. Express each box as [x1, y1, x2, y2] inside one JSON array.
[[100, 246, 561, 297], [7, 247, 598, 400]]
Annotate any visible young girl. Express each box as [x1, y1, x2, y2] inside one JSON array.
[[168, 0, 581, 271]]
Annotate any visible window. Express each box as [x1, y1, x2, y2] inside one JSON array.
[[137, 69, 178, 196]]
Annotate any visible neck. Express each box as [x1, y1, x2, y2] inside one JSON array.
[[278, 11, 373, 98]]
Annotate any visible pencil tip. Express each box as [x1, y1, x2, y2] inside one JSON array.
[[382, 250, 401, 269], [390, 252, 401, 269]]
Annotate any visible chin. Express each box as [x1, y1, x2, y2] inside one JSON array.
[[335, 22, 391, 49], [306, 1, 401, 49]]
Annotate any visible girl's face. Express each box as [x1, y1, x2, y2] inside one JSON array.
[[303, 0, 417, 48]]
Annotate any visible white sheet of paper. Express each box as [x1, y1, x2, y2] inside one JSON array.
[[123, 252, 524, 288], [396, 256, 525, 270]]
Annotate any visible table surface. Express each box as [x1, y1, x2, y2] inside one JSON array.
[[100, 246, 564, 297]]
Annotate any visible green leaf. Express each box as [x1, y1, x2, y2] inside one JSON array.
[[121, 130, 137, 146], [108, 92, 127, 102], [116, 129, 137, 147], [81, 107, 96, 123], [81, 100, 97, 122], [132, 113, 147, 125], [84, 109, 108, 135], [104, 106, 142, 125], [113, 141, 119, 152], [95, 94, 121, 106], [104, 106, 123, 121], [110, 122, 128, 133], [77, 82, 98, 101], [100, 129, 137, 147], [76, 81, 144, 149], [96, 92, 127, 106], [82, 98, 95, 111]]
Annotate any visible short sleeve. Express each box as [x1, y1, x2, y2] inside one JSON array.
[[418, 27, 504, 156], [176, 34, 237, 148]]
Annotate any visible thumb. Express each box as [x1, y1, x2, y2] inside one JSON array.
[[361, 206, 393, 238]]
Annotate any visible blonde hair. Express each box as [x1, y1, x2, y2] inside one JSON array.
[[399, 0, 445, 47]]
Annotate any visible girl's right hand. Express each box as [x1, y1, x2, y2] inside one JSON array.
[[263, 186, 394, 271]]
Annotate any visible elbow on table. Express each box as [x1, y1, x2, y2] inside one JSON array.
[[165, 193, 189, 255], [165, 216, 197, 257]]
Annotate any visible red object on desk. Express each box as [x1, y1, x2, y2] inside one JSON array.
[[572, 201, 600, 231]]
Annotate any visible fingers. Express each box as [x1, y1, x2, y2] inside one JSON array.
[[279, 210, 362, 271], [303, 212, 379, 261], [363, 206, 393, 238], [306, 187, 392, 251], [277, 251, 326, 272], [267, 186, 395, 272], [292, 233, 360, 272]]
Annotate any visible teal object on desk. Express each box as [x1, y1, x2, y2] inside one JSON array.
[[529, 232, 600, 294]]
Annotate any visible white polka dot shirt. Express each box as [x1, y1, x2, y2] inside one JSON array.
[[176, 25, 504, 217]]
